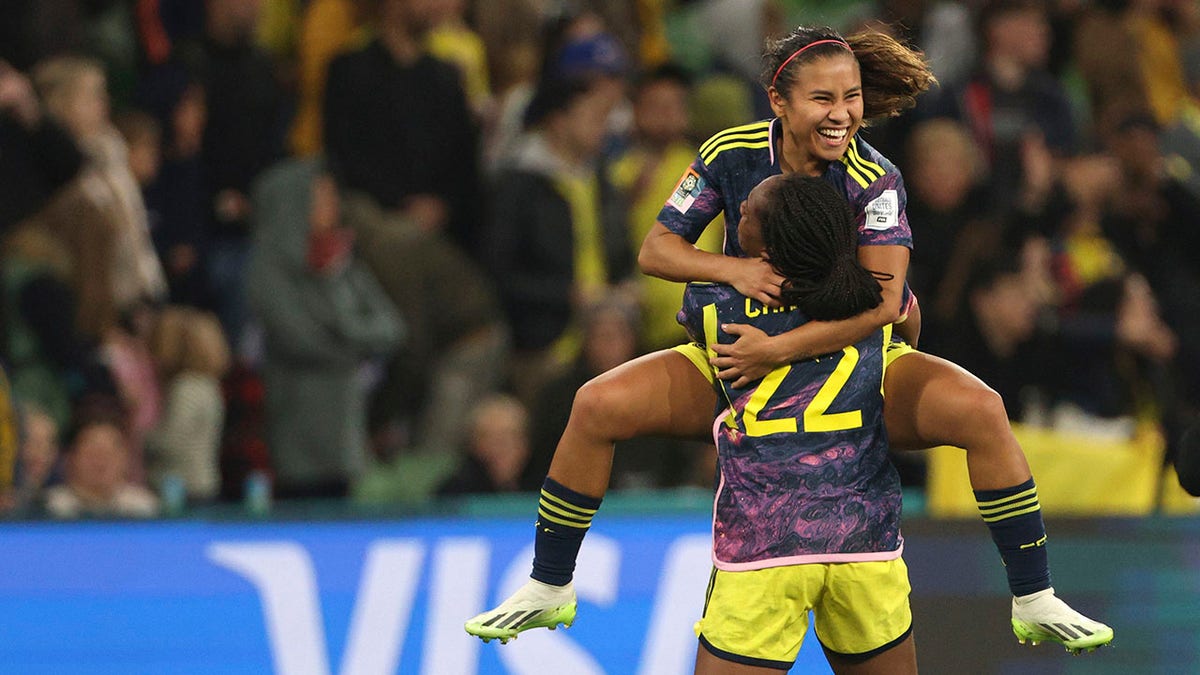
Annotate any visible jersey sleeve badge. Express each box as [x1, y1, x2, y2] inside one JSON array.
[[864, 189, 898, 231], [667, 168, 705, 213]]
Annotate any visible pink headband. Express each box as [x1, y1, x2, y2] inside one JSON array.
[[770, 39, 853, 88]]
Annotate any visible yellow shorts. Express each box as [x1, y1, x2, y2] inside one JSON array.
[[884, 337, 915, 368], [694, 559, 913, 669], [672, 342, 715, 384]]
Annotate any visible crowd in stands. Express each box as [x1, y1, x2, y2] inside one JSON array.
[[1, 0, 1199, 518]]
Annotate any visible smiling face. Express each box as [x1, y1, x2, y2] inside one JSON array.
[[769, 53, 863, 174]]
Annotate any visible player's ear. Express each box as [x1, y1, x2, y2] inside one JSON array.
[[767, 86, 788, 117]]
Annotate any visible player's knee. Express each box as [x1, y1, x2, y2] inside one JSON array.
[[952, 382, 1011, 436], [569, 377, 638, 441]]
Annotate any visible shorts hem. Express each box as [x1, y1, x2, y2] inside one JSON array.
[[819, 622, 913, 664], [698, 634, 793, 671]]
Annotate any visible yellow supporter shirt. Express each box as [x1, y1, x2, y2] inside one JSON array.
[[611, 142, 724, 350], [427, 24, 492, 116]]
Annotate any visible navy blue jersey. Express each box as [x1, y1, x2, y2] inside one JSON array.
[[656, 119, 913, 257], [679, 282, 903, 569]]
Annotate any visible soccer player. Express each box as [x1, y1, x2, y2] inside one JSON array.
[[681, 174, 914, 673], [466, 26, 1113, 654]]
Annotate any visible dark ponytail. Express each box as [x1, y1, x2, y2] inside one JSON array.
[[845, 29, 937, 119], [760, 175, 883, 321]]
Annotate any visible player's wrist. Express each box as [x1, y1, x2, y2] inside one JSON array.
[[770, 331, 804, 365]]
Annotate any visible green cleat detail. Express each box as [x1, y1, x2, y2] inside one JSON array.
[[1011, 588, 1114, 655], [465, 580, 578, 643]]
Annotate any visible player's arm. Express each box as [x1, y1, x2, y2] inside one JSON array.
[[711, 244, 909, 388], [894, 292, 921, 347], [639, 223, 785, 307]]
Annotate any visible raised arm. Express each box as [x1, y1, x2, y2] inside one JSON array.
[[711, 243, 909, 387]]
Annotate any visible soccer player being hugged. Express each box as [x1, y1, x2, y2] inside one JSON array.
[[680, 174, 915, 672]]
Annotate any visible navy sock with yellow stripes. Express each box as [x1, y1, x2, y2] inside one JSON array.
[[532, 477, 603, 586], [975, 478, 1052, 597]]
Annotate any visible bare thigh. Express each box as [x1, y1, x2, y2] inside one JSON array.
[[882, 350, 1013, 452], [562, 348, 719, 443]]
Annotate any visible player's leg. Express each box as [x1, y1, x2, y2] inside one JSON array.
[[880, 348, 1030, 488], [544, 347, 717, 495], [814, 558, 916, 675], [881, 349, 1113, 652], [465, 347, 718, 643]]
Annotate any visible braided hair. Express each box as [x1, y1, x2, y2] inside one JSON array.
[[761, 26, 936, 120], [759, 175, 884, 321]]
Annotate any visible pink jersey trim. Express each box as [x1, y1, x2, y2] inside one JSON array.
[[713, 539, 904, 572], [768, 118, 777, 167], [711, 411, 727, 446]]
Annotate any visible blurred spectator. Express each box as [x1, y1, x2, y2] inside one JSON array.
[[193, 0, 286, 347], [323, 0, 482, 252], [1097, 108, 1200, 403], [523, 299, 709, 491], [114, 110, 162, 189], [609, 63, 722, 350], [0, 61, 84, 236], [925, 0, 1076, 211], [1041, 142, 1179, 429], [341, 191, 508, 461], [553, 30, 632, 132], [437, 394, 531, 496], [1127, 0, 1199, 126], [668, 0, 785, 120], [44, 417, 159, 519], [577, 0, 641, 66], [1074, 0, 1151, 123], [288, 0, 366, 156], [4, 403, 60, 515], [100, 300, 162, 483], [146, 307, 230, 502], [688, 72, 756, 143], [902, 117, 998, 338], [134, 0, 207, 67], [0, 1, 89, 72], [485, 9, 629, 174], [13, 182, 120, 343], [482, 75, 635, 403], [33, 55, 168, 314], [1045, 273, 1176, 434], [215, 361, 270, 502], [427, 0, 492, 118], [247, 159, 403, 499], [254, 0, 302, 62], [472, 0, 542, 105], [936, 250, 1054, 422], [879, 0, 977, 90], [1, 226, 98, 429], [133, 66, 210, 307], [1076, 0, 1200, 127]]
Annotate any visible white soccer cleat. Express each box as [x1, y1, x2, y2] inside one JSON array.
[[1011, 587, 1114, 654], [465, 579, 577, 643]]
